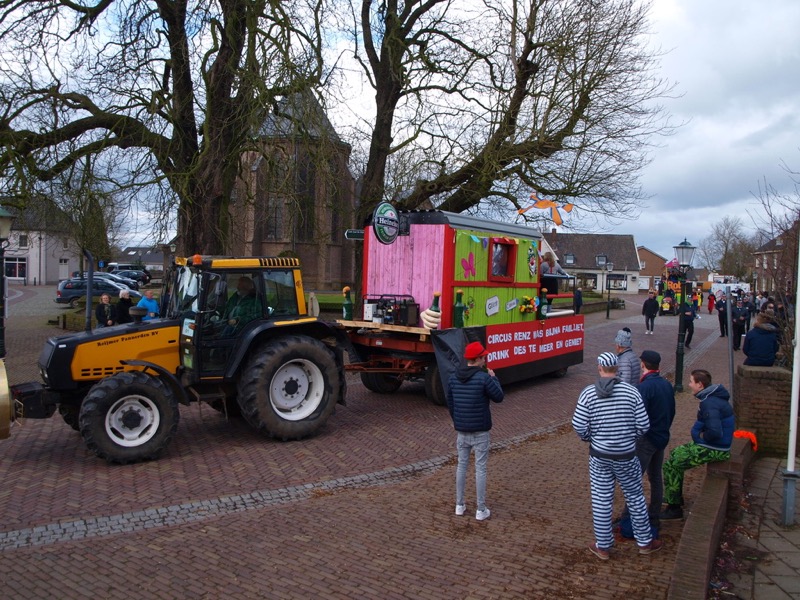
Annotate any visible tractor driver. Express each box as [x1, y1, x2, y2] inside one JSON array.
[[220, 276, 260, 335]]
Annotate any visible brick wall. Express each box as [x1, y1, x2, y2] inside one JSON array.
[[734, 365, 797, 455]]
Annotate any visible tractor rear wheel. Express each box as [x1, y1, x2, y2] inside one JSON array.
[[237, 335, 340, 440]]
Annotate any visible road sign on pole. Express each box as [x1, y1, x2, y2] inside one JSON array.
[[344, 229, 364, 240]]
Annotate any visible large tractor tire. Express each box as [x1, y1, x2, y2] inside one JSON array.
[[79, 371, 180, 464], [237, 335, 341, 440], [424, 363, 447, 406], [360, 372, 403, 394]]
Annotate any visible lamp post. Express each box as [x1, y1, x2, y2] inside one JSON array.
[[605, 262, 614, 319], [0, 207, 17, 359], [673, 238, 697, 392]]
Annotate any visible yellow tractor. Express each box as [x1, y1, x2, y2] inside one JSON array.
[[4, 256, 347, 464]]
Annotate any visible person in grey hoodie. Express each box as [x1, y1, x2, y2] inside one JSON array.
[[446, 341, 504, 521], [572, 352, 662, 560], [615, 328, 641, 385]]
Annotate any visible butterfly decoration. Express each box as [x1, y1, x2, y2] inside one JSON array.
[[461, 252, 476, 278], [518, 192, 574, 226]]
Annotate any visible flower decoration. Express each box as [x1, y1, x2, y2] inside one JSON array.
[[463, 296, 475, 322], [520, 295, 539, 314]]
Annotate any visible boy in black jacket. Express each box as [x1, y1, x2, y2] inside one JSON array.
[[446, 341, 504, 521]]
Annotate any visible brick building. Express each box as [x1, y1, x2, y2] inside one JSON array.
[[228, 92, 357, 291]]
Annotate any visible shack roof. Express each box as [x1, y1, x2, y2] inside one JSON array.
[[398, 210, 543, 240]]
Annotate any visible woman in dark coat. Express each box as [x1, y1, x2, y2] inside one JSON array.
[[116, 289, 133, 324], [95, 293, 118, 327], [743, 310, 779, 366]]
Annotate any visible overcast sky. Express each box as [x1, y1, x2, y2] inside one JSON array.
[[590, 0, 800, 261]]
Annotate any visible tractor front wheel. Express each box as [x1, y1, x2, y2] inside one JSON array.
[[79, 371, 180, 464]]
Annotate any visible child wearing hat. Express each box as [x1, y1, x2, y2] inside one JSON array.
[[446, 341, 504, 521]]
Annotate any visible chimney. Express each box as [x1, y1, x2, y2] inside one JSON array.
[[551, 228, 557, 235]]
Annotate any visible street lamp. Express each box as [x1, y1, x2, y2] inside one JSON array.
[[605, 262, 614, 319], [673, 238, 697, 392], [0, 207, 17, 359]]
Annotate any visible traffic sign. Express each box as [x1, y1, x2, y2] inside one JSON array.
[[344, 229, 364, 240]]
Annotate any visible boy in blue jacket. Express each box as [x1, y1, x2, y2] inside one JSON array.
[[661, 369, 735, 520], [446, 341, 504, 521]]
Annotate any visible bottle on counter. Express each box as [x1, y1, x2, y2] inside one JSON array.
[[342, 286, 353, 320], [453, 289, 465, 328]]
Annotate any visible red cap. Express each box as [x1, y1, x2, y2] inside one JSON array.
[[464, 341, 488, 360]]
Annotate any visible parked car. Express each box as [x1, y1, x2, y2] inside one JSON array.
[[112, 269, 151, 285], [56, 278, 142, 308], [72, 271, 140, 290]]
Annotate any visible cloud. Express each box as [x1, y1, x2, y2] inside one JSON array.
[[601, 0, 800, 260]]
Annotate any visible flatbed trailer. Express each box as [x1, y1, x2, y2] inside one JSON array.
[[337, 209, 585, 404]]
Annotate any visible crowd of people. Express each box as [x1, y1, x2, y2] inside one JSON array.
[[93, 288, 160, 327], [640, 286, 785, 366], [445, 313, 755, 562], [571, 328, 738, 560]]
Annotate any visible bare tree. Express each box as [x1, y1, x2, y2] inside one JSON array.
[[697, 216, 756, 279], [1, 0, 673, 255], [345, 0, 674, 225], [0, 0, 325, 254]]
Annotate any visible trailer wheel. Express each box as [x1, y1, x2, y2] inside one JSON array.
[[79, 371, 180, 464], [360, 372, 403, 394], [549, 367, 569, 378], [59, 405, 81, 431], [424, 364, 446, 406], [237, 335, 340, 440]]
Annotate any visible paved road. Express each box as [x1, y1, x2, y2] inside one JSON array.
[[0, 285, 736, 599]]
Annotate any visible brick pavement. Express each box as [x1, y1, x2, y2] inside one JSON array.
[[0, 287, 746, 599]]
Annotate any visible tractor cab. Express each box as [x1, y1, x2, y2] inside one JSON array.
[[172, 256, 307, 380]]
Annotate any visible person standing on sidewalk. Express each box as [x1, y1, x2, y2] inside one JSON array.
[[642, 290, 659, 335], [715, 293, 728, 337], [117, 289, 133, 324], [614, 328, 641, 385], [707, 291, 716, 315], [572, 352, 663, 560], [446, 341, 504, 521], [731, 297, 748, 351], [681, 298, 696, 349], [661, 369, 734, 520], [574, 287, 583, 315], [94, 293, 117, 327], [617, 350, 676, 527], [136, 289, 160, 321]]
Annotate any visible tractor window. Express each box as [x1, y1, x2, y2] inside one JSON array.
[[206, 273, 264, 339], [167, 266, 200, 318], [262, 270, 298, 316], [207, 274, 227, 313]]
